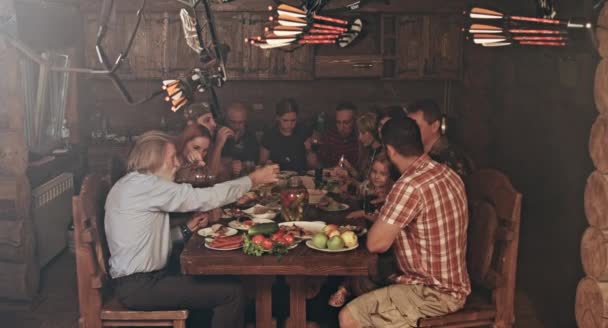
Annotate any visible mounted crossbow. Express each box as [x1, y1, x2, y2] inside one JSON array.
[[164, 0, 370, 113], [0, 0, 377, 116], [112, 0, 372, 114]]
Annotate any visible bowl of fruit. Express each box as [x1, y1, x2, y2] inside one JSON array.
[[305, 224, 359, 252]]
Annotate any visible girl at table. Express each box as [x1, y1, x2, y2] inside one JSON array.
[[340, 152, 393, 220], [328, 153, 394, 307]]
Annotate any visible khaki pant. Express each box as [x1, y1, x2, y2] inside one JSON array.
[[345, 284, 464, 328]]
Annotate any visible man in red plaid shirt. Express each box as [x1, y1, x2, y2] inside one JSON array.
[[339, 117, 470, 328]]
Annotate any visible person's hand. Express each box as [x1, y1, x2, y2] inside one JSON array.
[[249, 164, 279, 187], [346, 210, 365, 219], [186, 212, 209, 232], [340, 158, 358, 177], [186, 151, 205, 166], [232, 160, 243, 176], [334, 166, 349, 179], [341, 158, 354, 170], [304, 137, 313, 152], [216, 127, 235, 147]]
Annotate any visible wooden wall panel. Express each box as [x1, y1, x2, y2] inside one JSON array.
[[82, 11, 313, 80], [79, 0, 466, 14], [0, 0, 38, 304], [79, 78, 448, 137]]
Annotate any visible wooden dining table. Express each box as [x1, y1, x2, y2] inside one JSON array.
[[180, 205, 378, 328]]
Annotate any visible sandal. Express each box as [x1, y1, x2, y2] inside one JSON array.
[[328, 286, 350, 308]]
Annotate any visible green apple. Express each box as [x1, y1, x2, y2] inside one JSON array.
[[327, 236, 345, 250], [312, 232, 328, 249]]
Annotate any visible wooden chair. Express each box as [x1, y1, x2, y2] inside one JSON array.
[[418, 169, 523, 328], [73, 174, 188, 328]]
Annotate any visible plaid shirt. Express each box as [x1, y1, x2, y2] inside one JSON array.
[[378, 155, 471, 300]]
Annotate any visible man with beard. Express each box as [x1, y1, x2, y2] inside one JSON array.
[[319, 102, 359, 167], [339, 118, 470, 328], [106, 131, 279, 328], [221, 103, 260, 177], [406, 99, 473, 178]]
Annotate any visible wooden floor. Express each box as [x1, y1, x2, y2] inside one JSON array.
[[0, 251, 545, 328], [0, 251, 79, 328]]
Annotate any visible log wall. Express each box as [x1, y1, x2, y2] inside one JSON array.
[[0, 1, 39, 305], [575, 4, 608, 327]]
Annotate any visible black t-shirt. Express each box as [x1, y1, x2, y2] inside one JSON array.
[[222, 129, 260, 163], [261, 125, 310, 173]]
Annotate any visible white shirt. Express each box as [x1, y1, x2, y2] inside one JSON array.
[[105, 171, 252, 278]]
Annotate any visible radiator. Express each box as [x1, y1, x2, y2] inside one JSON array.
[[32, 173, 73, 267]]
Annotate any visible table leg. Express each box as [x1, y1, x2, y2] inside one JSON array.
[[285, 276, 307, 328], [255, 276, 276, 328]]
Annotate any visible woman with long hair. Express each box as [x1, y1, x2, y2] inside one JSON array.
[[173, 124, 215, 186], [174, 124, 213, 166], [259, 98, 317, 172]]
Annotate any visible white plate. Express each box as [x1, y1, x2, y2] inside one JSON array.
[[278, 221, 326, 240], [229, 218, 275, 231], [306, 169, 331, 177], [340, 225, 368, 237], [319, 203, 350, 212], [305, 240, 359, 252], [307, 189, 328, 204], [278, 171, 298, 179], [221, 208, 242, 219], [261, 240, 301, 253], [204, 240, 243, 251], [243, 205, 279, 220], [197, 226, 238, 238]]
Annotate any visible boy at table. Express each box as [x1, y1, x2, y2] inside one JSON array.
[[105, 131, 279, 328], [339, 118, 471, 328]]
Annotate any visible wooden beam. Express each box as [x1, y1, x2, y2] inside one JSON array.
[[80, 0, 467, 14]]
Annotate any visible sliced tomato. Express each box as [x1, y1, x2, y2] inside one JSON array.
[[261, 238, 274, 250], [243, 220, 254, 226], [283, 233, 295, 246], [251, 234, 265, 245], [271, 231, 285, 241], [275, 237, 288, 246]]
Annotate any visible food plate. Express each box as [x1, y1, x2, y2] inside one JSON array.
[[278, 171, 298, 179], [235, 191, 258, 209], [305, 240, 359, 252], [229, 218, 275, 231], [262, 241, 301, 253], [221, 207, 243, 219], [318, 202, 350, 212], [197, 226, 238, 238], [204, 240, 243, 251], [242, 205, 279, 220], [306, 169, 332, 177], [307, 189, 328, 204], [339, 224, 368, 237], [278, 221, 326, 240]]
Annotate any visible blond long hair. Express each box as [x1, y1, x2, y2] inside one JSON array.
[[127, 131, 172, 174]]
